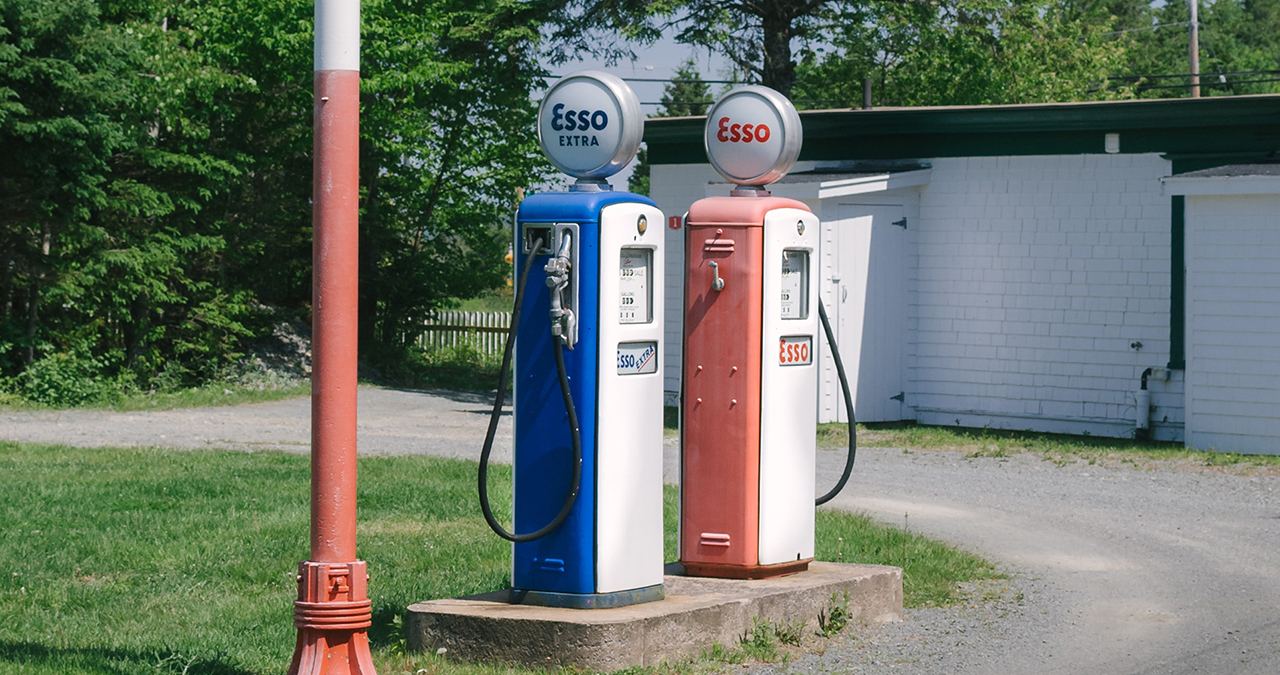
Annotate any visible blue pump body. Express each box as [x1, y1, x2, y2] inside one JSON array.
[[511, 189, 657, 595]]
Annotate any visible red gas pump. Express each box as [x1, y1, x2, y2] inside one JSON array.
[[679, 87, 827, 579]]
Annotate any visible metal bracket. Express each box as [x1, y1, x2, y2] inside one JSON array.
[[892, 218, 907, 229], [544, 224, 579, 348]]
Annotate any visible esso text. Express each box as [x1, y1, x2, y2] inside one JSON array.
[[715, 117, 771, 143], [551, 103, 609, 132]]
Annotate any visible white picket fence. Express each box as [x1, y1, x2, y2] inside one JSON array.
[[418, 310, 512, 355]]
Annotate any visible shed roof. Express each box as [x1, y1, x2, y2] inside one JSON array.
[[645, 95, 1280, 174]]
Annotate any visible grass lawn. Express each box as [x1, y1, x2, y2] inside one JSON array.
[[0, 442, 996, 675]]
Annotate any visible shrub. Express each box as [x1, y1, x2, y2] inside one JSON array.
[[7, 351, 135, 407]]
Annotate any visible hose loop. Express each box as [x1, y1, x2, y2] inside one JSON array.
[[478, 236, 583, 542], [816, 300, 857, 506]]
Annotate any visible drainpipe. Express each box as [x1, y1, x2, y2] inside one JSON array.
[[1135, 368, 1153, 440]]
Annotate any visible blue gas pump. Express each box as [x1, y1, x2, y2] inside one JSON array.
[[478, 71, 665, 609]]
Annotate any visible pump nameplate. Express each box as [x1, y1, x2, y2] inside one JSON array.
[[617, 341, 658, 375], [778, 335, 812, 366]]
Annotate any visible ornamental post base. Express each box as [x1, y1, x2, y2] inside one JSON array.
[[287, 560, 377, 675]]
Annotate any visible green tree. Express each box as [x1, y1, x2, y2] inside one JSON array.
[[660, 58, 714, 116], [358, 0, 552, 345], [0, 0, 246, 383], [1122, 0, 1280, 97], [794, 0, 1133, 107], [0, 0, 557, 398], [629, 58, 713, 196], [550, 0, 849, 95]]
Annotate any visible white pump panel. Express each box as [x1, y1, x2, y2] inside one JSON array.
[[758, 208, 820, 566], [595, 201, 665, 593]]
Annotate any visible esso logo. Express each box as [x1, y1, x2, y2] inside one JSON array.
[[537, 71, 643, 179], [703, 86, 802, 186], [551, 104, 609, 132], [716, 117, 771, 144]]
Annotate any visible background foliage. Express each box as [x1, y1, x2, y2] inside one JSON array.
[[5, 0, 1279, 405], [0, 0, 551, 402]]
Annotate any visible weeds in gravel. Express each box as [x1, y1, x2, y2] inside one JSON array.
[[818, 591, 851, 637], [739, 618, 785, 663]]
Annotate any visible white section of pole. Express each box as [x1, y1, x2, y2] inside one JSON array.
[[315, 0, 361, 72], [1189, 0, 1201, 98]]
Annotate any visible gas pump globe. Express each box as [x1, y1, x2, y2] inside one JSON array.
[[478, 71, 666, 608], [679, 87, 828, 579]]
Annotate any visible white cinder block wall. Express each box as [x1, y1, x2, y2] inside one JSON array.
[[913, 154, 1182, 440], [651, 153, 1185, 441], [1185, 194, 1280, 454]]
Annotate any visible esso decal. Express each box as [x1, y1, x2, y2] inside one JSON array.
[[703, 86, 801, 186], [778, 335, 812, 366], [550, 104, 609, 132], [537, 71, 642, 179], [715, 117, 771, 143]]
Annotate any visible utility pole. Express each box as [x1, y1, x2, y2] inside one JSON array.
[[1189, 0, 1201, 98], [288, 0, 376, 673]]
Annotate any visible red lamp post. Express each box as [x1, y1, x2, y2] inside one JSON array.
[[288, 0, 376, 672]]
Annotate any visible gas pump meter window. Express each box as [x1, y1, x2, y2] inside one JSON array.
[[780, 249, 809, 320], [619, 248, 652, 324]]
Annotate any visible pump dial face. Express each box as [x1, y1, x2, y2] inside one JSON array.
[[537, 71, 643, 179], [703, 86, 802, 186]]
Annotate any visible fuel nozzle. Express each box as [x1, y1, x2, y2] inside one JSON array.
[[544, 231, 577, 348]]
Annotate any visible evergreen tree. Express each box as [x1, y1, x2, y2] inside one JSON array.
[[629, 59, 714, 197]]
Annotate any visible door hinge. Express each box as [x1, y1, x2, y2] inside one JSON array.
[[891, 218, 907, 229], [889, 392, 905, 402]]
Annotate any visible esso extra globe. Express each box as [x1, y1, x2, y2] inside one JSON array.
[[703, 86, 802, 187], [537, 71, 643, 179]]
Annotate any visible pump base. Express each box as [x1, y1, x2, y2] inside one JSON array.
[[508, 584, 664, 609], [680, 558, 811, 580]]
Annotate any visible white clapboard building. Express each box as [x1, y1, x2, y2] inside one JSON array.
[[644, 95, 1280, 452]]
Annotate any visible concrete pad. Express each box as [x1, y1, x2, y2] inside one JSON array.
[[405, 562, 902, 671]]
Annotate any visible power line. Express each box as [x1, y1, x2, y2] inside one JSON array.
[[1112, 69, 1280, 81], [1129, 76, 1280, 91]]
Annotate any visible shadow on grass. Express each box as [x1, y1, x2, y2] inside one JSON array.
[[0, 640, 255, 675]]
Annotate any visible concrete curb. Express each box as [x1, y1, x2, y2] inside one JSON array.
[[406, 562, 902, 671]]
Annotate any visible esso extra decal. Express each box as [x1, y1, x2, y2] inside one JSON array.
[[778, 335, 812, 366], [550, 103, 609, 140], [617, 341, 658, 375], [716, 117, 771, 143]]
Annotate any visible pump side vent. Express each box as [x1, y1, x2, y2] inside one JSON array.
[[532, 557, 566, 573], [703, 238, 736, 253], [699, 533, 731, 548]]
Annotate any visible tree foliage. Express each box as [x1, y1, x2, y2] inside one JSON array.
[[795, 0, 1133, 108], [629, 59, 713, 196], [0, 0, 552, 396]]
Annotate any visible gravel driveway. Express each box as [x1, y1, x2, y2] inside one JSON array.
[[3, 386, 1278, 674]]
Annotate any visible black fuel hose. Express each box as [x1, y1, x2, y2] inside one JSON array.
[[478, 237, 583, 542], [816, 300, 856, 506]]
